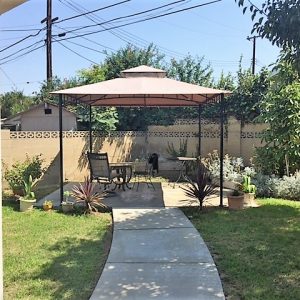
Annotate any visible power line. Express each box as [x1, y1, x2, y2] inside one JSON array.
[[63, 39, 108, 55], [58, 0, 186, 59], [0, 67, 17, 88], [55, 0, 131, 24], [58, 0, 189, 36], [0, 40, 45, 62], [54, 38, 100, 65], [0, 44, 45, 65], [56, 1, 221, 44], [0, 27, 46, 53]]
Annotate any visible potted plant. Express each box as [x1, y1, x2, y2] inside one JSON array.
[[61, 191, 74, 213], [19, 175, 36, 212], [242, 175, 257, 206], [71, 177, 105, 214], [181, 163, 217, 211], [227, 182, 244, 210], [43, 200, 53, 211]]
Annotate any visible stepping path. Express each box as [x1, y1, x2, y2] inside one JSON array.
[[90, 208, 225, 300]]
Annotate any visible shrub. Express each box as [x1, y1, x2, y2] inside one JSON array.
[[166, 139, 188, 158], [273, 172, 300, 201], [4, 154, 45, 190], [252, 173, 276, 197], [202, 150, 244, 182]]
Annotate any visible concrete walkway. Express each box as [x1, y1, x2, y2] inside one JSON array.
[[90, 208, 225, 300]]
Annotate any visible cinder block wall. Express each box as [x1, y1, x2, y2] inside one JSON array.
[[1, 117, 267, 185]]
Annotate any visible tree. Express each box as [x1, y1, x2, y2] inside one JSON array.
[[256, 81, 300, 176], [237, 0, 300, 73], [167, 55, 213, 87], [226, 66, 270, 122], [1, 90, 33, 118]]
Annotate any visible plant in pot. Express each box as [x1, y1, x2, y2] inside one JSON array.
[[61, 191, 74, 213], [227, 182, 244, 210], [19, 175, 36, 212], [71, 177, 106, 214], [43, 200, 53, 211], [242, 175, 257, 206], [4, 154, 45, 196], [181, 163, 217, 211]]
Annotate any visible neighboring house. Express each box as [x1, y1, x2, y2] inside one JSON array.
[[2, 103, 77, 131]]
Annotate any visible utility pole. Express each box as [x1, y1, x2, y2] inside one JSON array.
[[46, 0, 52, 80], [41, 0, 58, 81], [247, 35, 259, 75]]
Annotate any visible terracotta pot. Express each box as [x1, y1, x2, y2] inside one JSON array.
[[20, 198, 36, 212], [227, 193, 244, 210]]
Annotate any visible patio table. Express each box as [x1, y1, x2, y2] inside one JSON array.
[[174, 157, 197, 187], [110, 162, 133, 191]]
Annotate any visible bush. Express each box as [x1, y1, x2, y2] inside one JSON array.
[[202, 150, 244, 182], [252, 172, 300, 200], [4, 154, 45, 190], [273, 172, 300, 201]]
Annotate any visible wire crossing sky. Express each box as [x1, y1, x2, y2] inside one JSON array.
[[0, 0, 279, 95]]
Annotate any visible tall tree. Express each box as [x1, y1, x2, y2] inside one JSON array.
[[1, 90, 33, 118], [236, 0, 300, 73]]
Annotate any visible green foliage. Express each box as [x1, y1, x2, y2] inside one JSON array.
[[71, 177, 105, 214], [258, 82, 300, 175], [103, 43, 165, 80], [237, 0, 300, 74], [181, 163, 217, 211], [167, 55, 213, 87], [242, 175, 257, 194], [4, 154, 45, 190], [23, 175, 35, 200], [273, 172, 300, 201], [225, 66, 270, 122], [0, 90, 34, 118], [166, 139, 188, 158]]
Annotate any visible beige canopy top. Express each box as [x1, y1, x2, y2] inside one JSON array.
[[52, 65, 231, 107]]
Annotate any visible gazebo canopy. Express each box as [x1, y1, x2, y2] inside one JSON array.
[[52, 65, 231, 106]]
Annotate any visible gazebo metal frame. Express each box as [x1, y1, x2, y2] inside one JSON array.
[[52, 65, 231, 206]]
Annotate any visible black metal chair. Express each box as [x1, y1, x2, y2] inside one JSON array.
[[87, 152, 118, 190], [132, 160, 155, 191]]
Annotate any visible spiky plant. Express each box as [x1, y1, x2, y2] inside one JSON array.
[[181, 163, 217, 211], [23, 175, 36, 200], [71, 177, 104, 214]]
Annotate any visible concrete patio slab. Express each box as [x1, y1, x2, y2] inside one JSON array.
[[108, 227, 214, 264], [90, 262, 224, 300], [114, 208, 193, 230]]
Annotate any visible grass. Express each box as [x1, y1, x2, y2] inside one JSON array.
[[3, 201, 112, 300], [182, 198, 300, 300]]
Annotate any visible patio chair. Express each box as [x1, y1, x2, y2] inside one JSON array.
[[132, 160, 155, 191], [87, 152, 118, 190]]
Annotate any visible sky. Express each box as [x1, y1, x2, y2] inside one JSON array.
[[0, 0, 280, 96]]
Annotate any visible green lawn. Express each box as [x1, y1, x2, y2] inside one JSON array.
[[3, 202, 112, 300], [183, 198, 300, 300]]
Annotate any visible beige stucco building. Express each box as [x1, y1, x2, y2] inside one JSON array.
[[2, 103, 77, 131]]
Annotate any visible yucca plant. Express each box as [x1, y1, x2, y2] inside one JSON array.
[[71, 177, 105, 214], [181, 163, 217, 211], [23, 175, 36, 200]]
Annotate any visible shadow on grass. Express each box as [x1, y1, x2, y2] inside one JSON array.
[[182, 200, 300, 299], [33, 226, 112, 300]]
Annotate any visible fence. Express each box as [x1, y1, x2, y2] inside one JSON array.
[[1, 117, 267, 184]]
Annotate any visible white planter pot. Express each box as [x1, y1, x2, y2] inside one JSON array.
[[20, 198, 36, 212]]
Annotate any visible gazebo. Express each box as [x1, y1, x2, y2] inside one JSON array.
[[52, 65, 231, 205]]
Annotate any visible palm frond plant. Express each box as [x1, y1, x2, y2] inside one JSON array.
[[181, 163, 217, 211], [71, 177, 105, 214]]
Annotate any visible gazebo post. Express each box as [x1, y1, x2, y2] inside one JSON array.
[[58, 94, 64, 204], [89, 104, 92, 153], [198, 105, 202, 157], [219, 93, 224, 207]]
